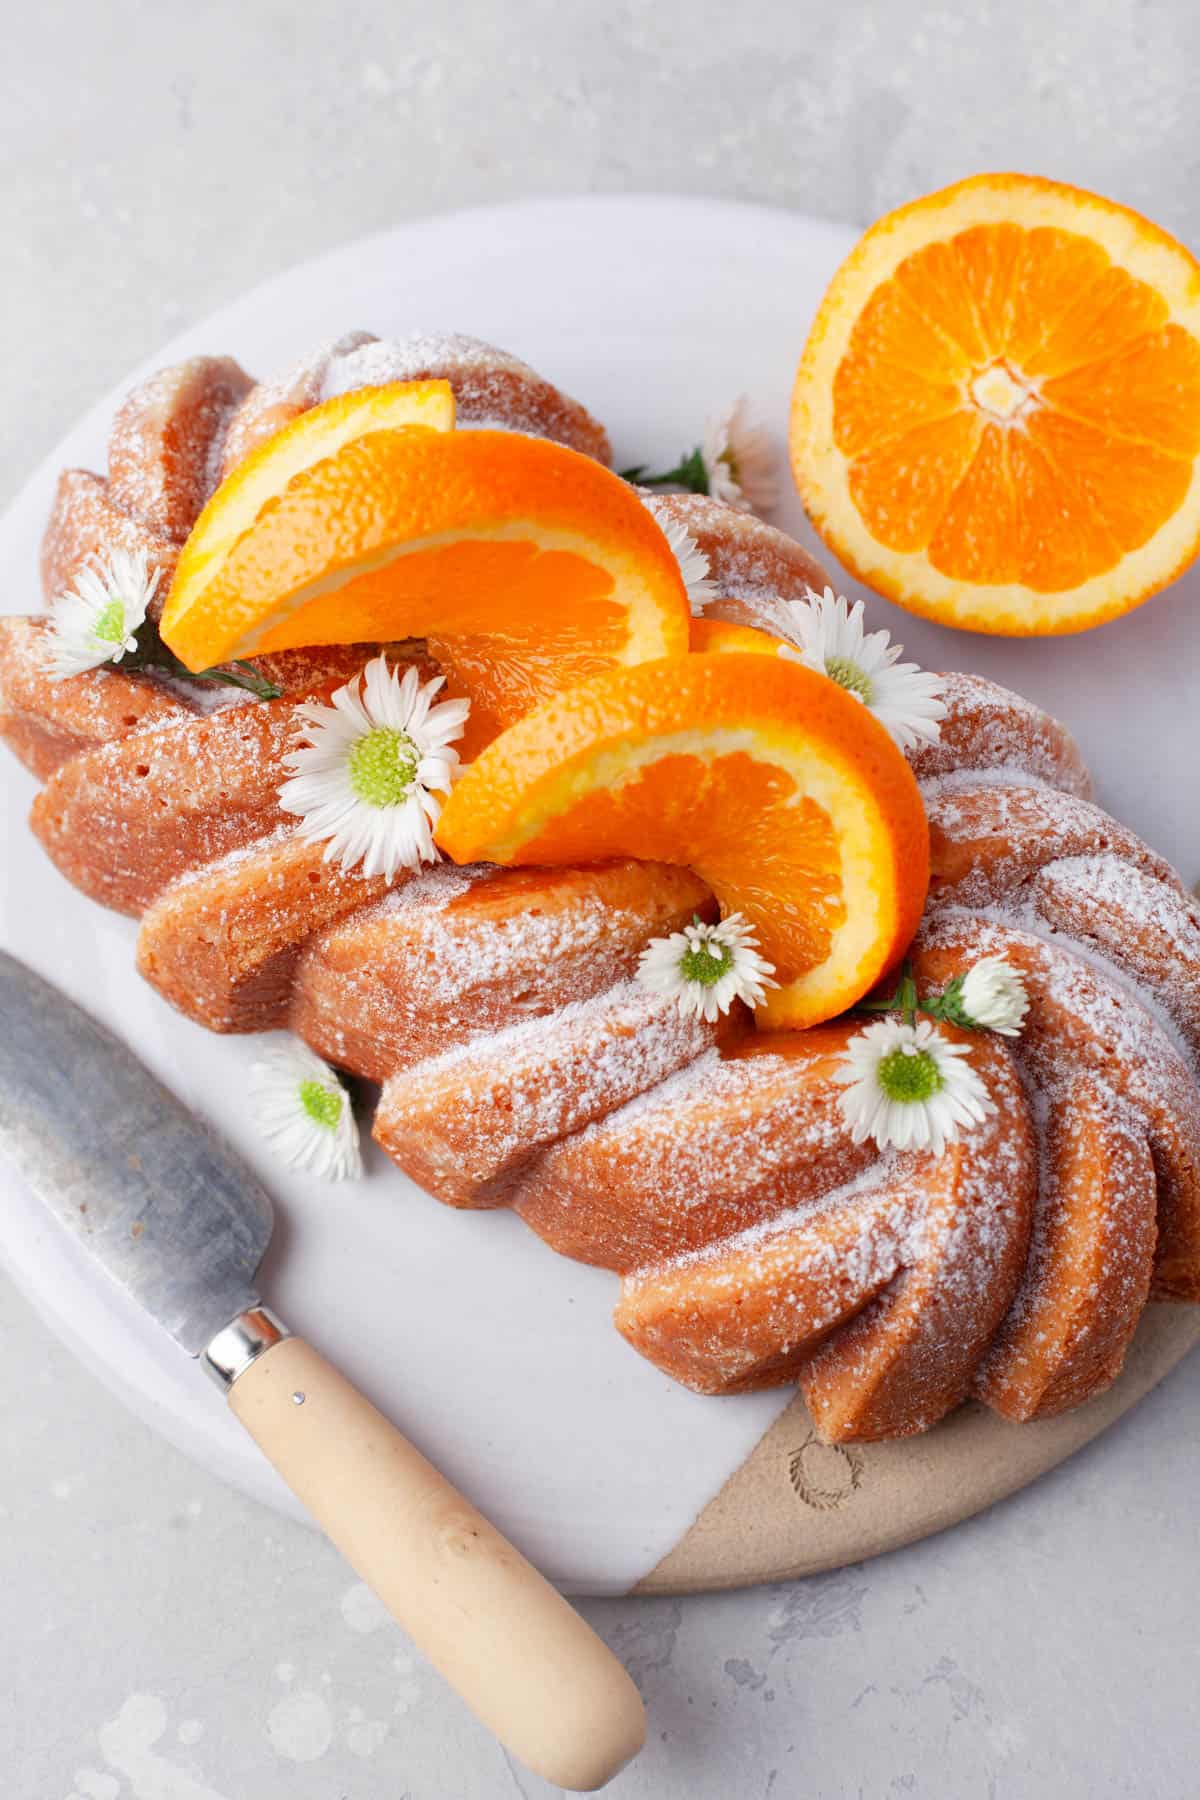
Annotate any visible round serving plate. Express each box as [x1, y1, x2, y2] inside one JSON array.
[[1, 196, 1197, 1596]]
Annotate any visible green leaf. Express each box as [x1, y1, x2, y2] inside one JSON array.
[[184, 663, 284, 701], [126, 619, 283, 701], [620, 445, 710, 495], [856, 965, 987, 1033], [920, 974, 975, 1030]]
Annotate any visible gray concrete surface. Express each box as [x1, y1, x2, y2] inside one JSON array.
[[4, 3, 1200, 1795]]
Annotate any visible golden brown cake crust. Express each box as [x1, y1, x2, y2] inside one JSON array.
[[217, 331, 374, 476], [0, 617, 193, 779], [41, 470, 180, 613], [108, 355, 255, 542], [137, 833, 392, 1034], [7, 338, 1200, 1443], [646, 491, 830, 640], [220, 331, 612, 477], [293, 861, 711, 1084]]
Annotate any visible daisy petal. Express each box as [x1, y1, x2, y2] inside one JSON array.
[[836, 1016, 995, 1155], [701, 398, 778, 515], [636, 911, 777, 1020], [780, 586, 947, 752], [250, 1036, 362, 1180], [278, 653, 469, 881], [640, 495, 716, 614], [45, 548, 159, 680]]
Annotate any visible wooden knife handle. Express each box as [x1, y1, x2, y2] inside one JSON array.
[[228, 1335, 645, 1791]]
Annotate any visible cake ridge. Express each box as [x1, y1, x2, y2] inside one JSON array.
[[3, 333, 1198, 1442], [967, 884, 1200, 1078]]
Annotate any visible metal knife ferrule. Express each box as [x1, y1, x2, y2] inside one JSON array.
[[202, 1306, 290, 1390]]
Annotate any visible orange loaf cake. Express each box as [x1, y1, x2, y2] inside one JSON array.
[[4, 336, 1199, 1443]]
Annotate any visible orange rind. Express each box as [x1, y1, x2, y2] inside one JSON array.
[[435, 652, 929, 1029]]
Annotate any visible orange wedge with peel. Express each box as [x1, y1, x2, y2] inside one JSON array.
[[161, 428, 690, 736], [165, 379, 456, 629], [792, 173, 1200, 634], [435, 652, 929, 1029]]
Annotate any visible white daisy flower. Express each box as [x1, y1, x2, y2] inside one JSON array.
[[636, 912, 778, 1021], [45, 547, 159, 679], [250, 1037, 362, 1181], [835, 1017, 995, 1157], [702, 398, 779, 515], [641, 496, 716, 614], [279, 654, 470, 881], [779, 587, 947, 752], [954, 957, 1030, 1038]]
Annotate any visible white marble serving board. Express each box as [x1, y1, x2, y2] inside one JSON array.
[[0, 196, 1197, 1596]]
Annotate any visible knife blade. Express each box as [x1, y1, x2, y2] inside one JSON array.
[[0, 949, 644, 1791], [0, 951, 271, 1353]]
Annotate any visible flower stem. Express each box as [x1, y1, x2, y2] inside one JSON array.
[[895, 966, 919, 1029], [856, 961, 925, 1028]]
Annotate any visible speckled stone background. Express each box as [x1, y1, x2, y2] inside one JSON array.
[[4, 3, 1200, 1795]]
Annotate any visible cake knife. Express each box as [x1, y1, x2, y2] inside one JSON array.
[[0, 950, 645, 1792]]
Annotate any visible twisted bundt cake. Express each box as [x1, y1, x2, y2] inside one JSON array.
[[4, 334, 1199, 1443]]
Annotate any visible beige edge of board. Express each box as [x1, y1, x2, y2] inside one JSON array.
[[634, 1306, 1200, 1595]]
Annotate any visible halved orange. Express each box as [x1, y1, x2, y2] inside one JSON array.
[[792, 173, 1200, 634], [435, 653, 929, 1029], [166, 379, 456, 629], [161, 428, 690, 737]]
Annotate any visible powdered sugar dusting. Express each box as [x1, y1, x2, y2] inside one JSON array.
[[218, 331, 374, 476], [0, 616, 194, 780], [291, 862, 707, 1083], [916, 909, 1200, 1314], [31, 694, 306, 914], [643, 491, 827, 632], [1027, 855, 1200, 1065], [926, 780, 1180, 911], [375, 858, 489, 916], [976, 1072, 1156, 1417], [7, 329, 1200, 1435], [318, 332, 611, 461], [521, 1044, 878, 1273], [376, 980, 719, 1203], [617, 1039, 1035, 1416], [909, 671, 1090, 796], [107, 356, 254, 540], [644, 1153, 911, 1280], [321, 333, 537, 398]]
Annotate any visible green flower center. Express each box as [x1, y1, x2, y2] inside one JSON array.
[[348, 727, 420, 807], [877, 1046, 942, 1104], [93, 597, 127, 644], [298, 1078, 343, 1131], [824, 654, 873, 704], [680, 939, 733, 987]]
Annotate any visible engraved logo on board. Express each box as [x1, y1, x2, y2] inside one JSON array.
[[787, 1432, 864, 1511]]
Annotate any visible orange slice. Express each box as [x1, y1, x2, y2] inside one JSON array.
[[791, 173, 1200, 634], [165, 379, 456, 631], [161, 428, 690, 736], [689, 616, 782, 656], [435, 653, 929, 1029]]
